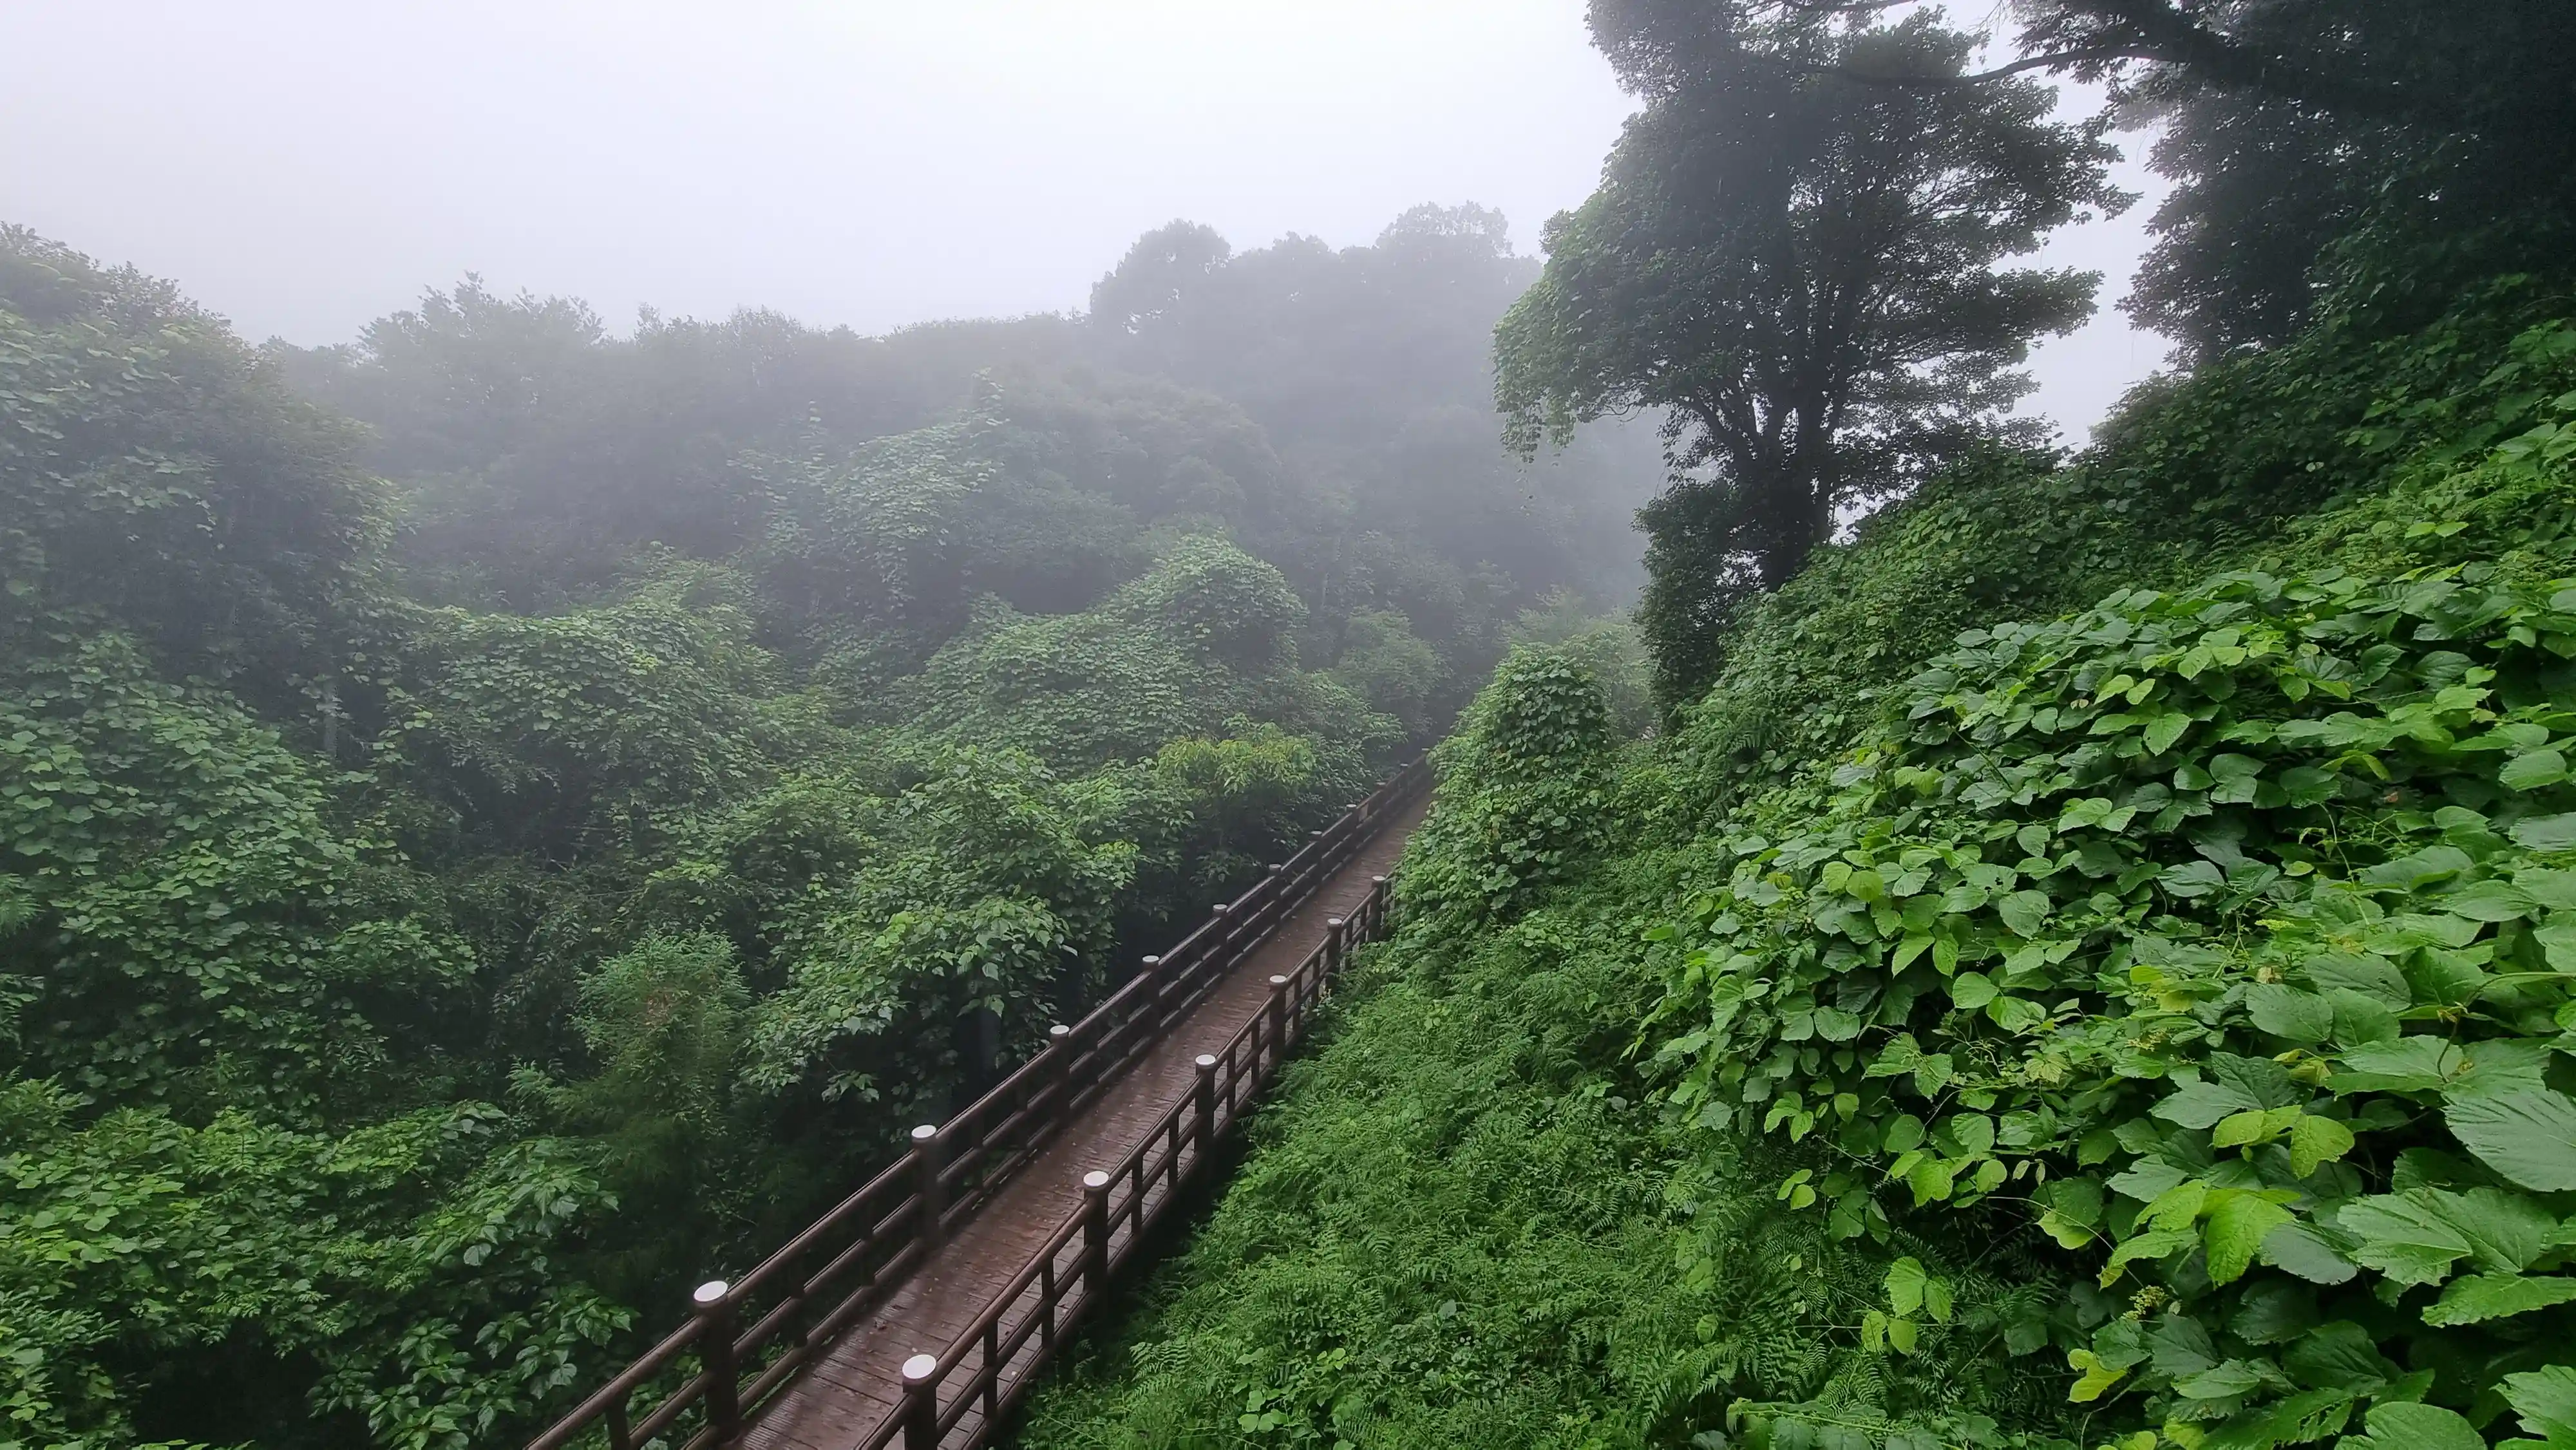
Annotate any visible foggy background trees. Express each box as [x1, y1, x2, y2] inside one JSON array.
[[0, 205, 1660, 1449]]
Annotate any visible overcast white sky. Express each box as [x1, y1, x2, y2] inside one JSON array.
[[1, 0, 2166, 439]]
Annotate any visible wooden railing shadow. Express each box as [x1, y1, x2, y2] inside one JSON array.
[[527, 755, 1430, 1450]]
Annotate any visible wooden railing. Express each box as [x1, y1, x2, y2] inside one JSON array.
[[870, 862, 1401, 1450], [526, 755, 1429, 1450]]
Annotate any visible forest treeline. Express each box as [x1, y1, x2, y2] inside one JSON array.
[[19, 0, 2576, 1446], [0, 202, 1658, 1449], [1019, 4, 2576, 1450]]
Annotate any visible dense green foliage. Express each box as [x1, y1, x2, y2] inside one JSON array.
[[1496, 8, 2121, 704], [0, 208, 1654, 1450], [1994, 0, 2576, 361], [1019, 265, 2576, 1445], [23, 6, 2576, 1448]]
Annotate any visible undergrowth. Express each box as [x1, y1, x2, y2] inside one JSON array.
[[1012, 291, 2576, 1449]]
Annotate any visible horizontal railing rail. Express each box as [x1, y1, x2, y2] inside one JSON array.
[[526, 755, 1428, 1450], [870, 865, 1401, 1450]]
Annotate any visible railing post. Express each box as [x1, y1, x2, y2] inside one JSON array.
[[691, 1279, 741, 1447], [900, 1351, 940, 1450], [1193, 1053, 1219, 1152], [1266, 974, 1291, 1064], [1081, 1169, 1112, 1285], [912, 1124, 945, 1248], [1326, 917, 1347, 977], [1370, 875, 1390, 939]]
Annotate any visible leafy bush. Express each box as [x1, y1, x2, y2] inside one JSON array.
[[1508, 588, 1656, 741], [0, 1082, 625, 1450], [1667, 293, 2576, 813], [0, 631, 467, 1120], [1651, 544, 2576, 1444], [1019, 863, 2076, 1450], [1021, 278, 2576, 1450], [1403, 648, 1618, 925]]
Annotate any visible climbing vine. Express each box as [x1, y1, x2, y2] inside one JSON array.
[[1652, 556, 2576, 1446]]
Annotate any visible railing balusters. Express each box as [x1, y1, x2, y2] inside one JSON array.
[[867, 807, 1416, 1450], [529, 757, 1425, 1450]]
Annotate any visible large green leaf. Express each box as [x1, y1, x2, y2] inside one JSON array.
[[2512, 811, 2576, 852], [2420, 1272, 2576, 1326], [2339, 1401, 2485, 1450], [2335, 1194, 2471, 1285], [2288, 1114, 2356, 1177], [2302, 950, 2412, 1008], [2329, 1037, 2461, 1095], [2246, 983, 2331, 1043], [2280, 1321, 2392, 1391], [2503, 1364, 2576, 1442], [2259, 1222, 2358, 1285], [2334, 1187, 2554, 1284], [1996, 888, 2053, 936], [2445, 1088, 2576, 1191], [2204, 1194, 2293, 1285], [2503, 747, 2571, 789], [2440, 878, 2539, 921], [2156, 1053, 2299, 1127]]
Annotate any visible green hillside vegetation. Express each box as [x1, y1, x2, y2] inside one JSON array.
[[0, 206, 1656, 1450], [1019, 278, 2576, 1450], [15, 3, 2576, 1447], [1015, 4, 2576, 1446]]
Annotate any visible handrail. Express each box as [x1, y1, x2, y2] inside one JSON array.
[[526, 754, 1430, 1450], [871, 859, 1403, 1450]]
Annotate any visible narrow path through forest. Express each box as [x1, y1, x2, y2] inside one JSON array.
[[743, 795, 1430, 1450]]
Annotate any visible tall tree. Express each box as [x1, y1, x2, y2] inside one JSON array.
[[2054, 0, 2576, 359], [1495, 9, 2120, 702], [1800, 0, 2576, 359]]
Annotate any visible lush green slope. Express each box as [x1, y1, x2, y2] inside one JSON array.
[[0, 215, 1653, 1450], [1015, 285, 2576, 1449]]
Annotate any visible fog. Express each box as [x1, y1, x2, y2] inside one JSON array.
[[1, 0, 2164, 437]]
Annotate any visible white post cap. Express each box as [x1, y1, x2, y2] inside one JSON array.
[[902, 1353, 939, 1383]]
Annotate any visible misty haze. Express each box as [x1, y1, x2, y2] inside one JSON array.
[[4, 4, 2572, 1450]]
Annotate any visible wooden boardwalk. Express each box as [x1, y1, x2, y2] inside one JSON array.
[[746, 796, 1426, 1449], [527, 759, 1434, 1450]]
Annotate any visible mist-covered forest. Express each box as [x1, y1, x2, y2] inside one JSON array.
[[14, 1, 2576, 1448], [1, 200, 1657, 1448]]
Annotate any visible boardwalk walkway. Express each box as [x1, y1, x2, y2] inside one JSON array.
[[746, 793, 1426, 1450], [527, 758, 1433, 1450]]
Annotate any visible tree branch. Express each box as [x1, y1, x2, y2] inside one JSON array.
[[1794, 46, 2157, 89]]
